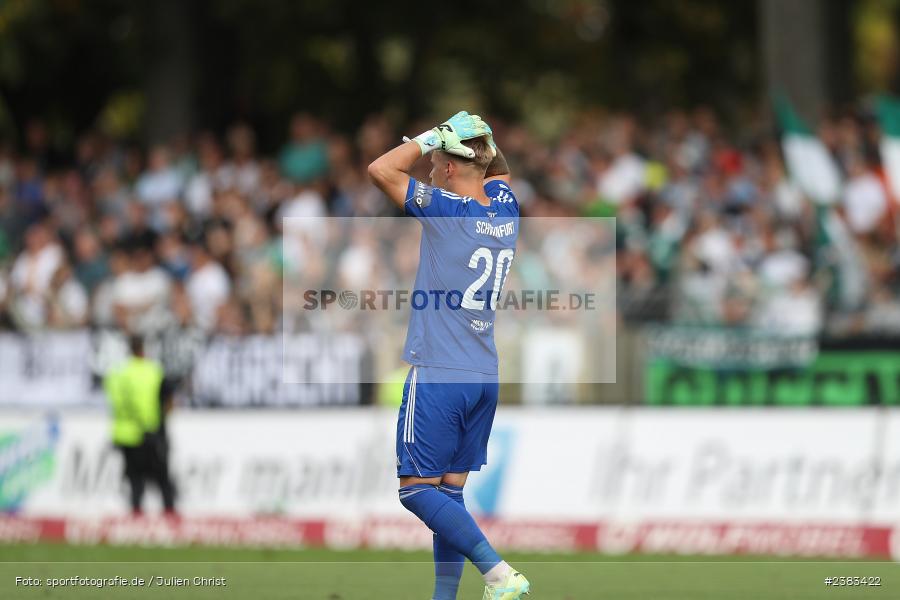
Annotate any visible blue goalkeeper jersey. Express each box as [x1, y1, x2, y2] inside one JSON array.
[[402, 178, 519, 375]]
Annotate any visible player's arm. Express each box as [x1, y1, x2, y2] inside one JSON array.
[[483, 146, 511, 185], [368, 111, 491, 207], [367, 140, 421, 208]]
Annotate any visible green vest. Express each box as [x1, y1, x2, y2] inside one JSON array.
[[103, 357, 164, 447], [378, 366, 409, 408]]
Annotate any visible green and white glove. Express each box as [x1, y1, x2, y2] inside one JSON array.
[[481, 124, 498, 157], [443, 110, 490, 141], [444, 112, 497, 158], [404, 111, 495, 158]]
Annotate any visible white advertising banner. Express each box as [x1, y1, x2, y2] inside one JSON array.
[[0, 412, 398, 518], [2, 408, 899, 525], [874, 411, 900, 524], [0, 332, 102, 407], [581, 410, 885, 522], [0, 331, 371, 408]]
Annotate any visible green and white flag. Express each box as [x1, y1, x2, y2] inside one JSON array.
[[877, 95, 900, 203], [774, 96, 842, 205]]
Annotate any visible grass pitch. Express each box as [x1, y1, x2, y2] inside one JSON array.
[[0, 543, 895, 599]]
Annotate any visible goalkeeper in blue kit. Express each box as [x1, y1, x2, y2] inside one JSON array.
[[368, 112, 530, 600]]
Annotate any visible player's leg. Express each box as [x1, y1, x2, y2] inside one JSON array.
[[451, 376, 530, 599], [448, 380, 505, 579], [400, 471, 518, 598], [396, 367, 515, 596], [121, 446, 144, 514], [147, 433, 176, 513], [432, 473, 468, 600]]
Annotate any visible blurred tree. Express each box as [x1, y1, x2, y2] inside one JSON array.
[[142, 0, 194, 145], [759, 0, 854, 122], [0, 0, 861, 148], [0, 0, 141, 148], [855, 0, 900, 95], [194, 0, 762, 138]]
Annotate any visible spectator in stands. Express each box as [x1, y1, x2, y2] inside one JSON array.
[[757, 228, 809, 290], [156, 232, 191, 282], [13, 157, 46, 227], [0, 105, 895, 343], [223, 123, 261, 196], [755, 277, 822, 335], [46, 261, 89, 329], [865, 284, 900, 333], [280, 112, 329, 184], [217, 295, 250, 335], [0, 187, 15, 264], [93, 165, 131, 221], [72, 227, 109, 295], [8, 222, 63, 329], [842, 154, 887, 236], [111, 244, 173, 334], [185, 240, 230, 331], [92, 245, 128, 328], [183, 133, 226, 219], [135, 145, 182, 224], [596, 117, 646, 206]]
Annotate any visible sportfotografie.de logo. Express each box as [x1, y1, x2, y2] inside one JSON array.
[[301, 289, 598, 311]]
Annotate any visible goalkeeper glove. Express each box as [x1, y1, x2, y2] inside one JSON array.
[[404, 111, 494, 158], [445, 112, 497, 158]]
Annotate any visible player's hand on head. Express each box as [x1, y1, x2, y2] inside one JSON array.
[[441, 111, 495, 141], [466, 114, 498, 157], [442, 111, 485, 140], [438, 111, 496, 158], [405, 111, 496, 158], [470, 116, 498, 157]]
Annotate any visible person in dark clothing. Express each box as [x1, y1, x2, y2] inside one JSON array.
[[103, 335, 176, 514]]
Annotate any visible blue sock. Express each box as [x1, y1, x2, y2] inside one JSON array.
[[433, 484, 465, 600], [399, 483, 502, 575]]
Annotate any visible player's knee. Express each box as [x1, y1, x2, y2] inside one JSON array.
[[398, 483, 441, 521], [399, 480, 432, 496]]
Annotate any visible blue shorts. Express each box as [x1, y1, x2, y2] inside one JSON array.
[[396, 365, 499, 478]]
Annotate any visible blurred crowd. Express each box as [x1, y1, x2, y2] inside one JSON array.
[[0, 107, 898, 337]]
